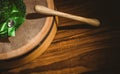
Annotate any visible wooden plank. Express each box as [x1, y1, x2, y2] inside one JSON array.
[[0, 0, 120, 73]]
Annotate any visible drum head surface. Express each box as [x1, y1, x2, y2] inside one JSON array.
[[0, 0, 54, 60]]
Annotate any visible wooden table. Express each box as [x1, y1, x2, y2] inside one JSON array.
[[1, 0, 120, 73]]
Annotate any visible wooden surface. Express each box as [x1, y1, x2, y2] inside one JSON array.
[[1, 0, 120, 73]]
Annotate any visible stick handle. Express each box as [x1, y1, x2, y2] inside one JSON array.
[[35, 5, 100, 27]]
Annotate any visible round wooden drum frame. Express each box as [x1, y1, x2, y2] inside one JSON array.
[[0, 0, 57, 69]]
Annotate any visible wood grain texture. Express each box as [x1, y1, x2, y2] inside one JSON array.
[[1, 0, 120, 74]]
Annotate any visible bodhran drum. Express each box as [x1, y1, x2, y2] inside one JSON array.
[[0, 0, 57, 69]]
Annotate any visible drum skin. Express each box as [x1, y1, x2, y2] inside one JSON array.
[[0, 0, 57, 69]]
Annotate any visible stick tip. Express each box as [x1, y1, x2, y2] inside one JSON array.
[[34, 5, 39, 12], [95, 19, 101, 27]]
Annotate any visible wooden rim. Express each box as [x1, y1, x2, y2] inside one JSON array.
[[0, 0, 55, 60]]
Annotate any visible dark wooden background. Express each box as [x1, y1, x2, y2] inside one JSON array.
[[1, 0, 120, 74]]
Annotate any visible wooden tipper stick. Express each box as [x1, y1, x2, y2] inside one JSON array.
[[35, 5, 100, 27]]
